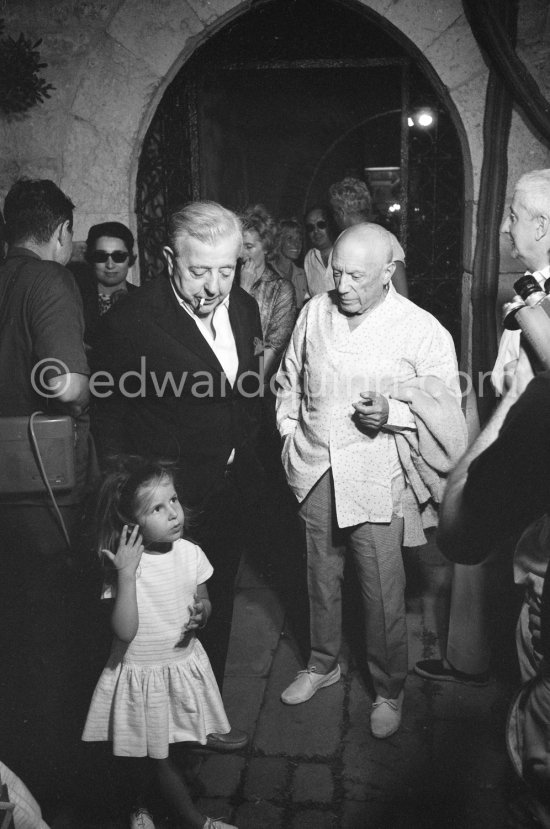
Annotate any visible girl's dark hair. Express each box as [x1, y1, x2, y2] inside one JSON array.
[[94, 456, 191, 577]]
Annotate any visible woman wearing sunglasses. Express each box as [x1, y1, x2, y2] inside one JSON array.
[[78, 221, 138, 349], [303, 206, 336, 299]]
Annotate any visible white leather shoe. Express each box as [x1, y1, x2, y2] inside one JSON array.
[[370, 690, 404, 738], [281, 665, 341, 704], [130, 808, 155, 829]]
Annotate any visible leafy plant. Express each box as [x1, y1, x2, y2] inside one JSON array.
[[0, 19, 55, 115]]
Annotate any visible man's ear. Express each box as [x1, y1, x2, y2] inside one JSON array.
[[383, 260, 396, 286], [58, 219, 72, 246], [162, 245, 174, 276], [128, 253, 137, 267], [535, 213, 550, 241]]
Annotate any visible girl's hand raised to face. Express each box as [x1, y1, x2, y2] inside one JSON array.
[[102, 524, 144, 576]]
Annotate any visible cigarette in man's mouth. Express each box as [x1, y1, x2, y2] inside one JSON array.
[[197, 297, 205, 308]]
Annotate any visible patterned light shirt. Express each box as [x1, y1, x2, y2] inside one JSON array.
[[275, 287, 460, 529], [249, 266, 297, 355]]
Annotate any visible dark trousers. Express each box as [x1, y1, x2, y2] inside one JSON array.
[[194, 470, 245, 688], [0, 502, 100, 814], [194, 455, 293, 689]]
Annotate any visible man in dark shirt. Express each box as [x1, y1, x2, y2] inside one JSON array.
[[0, 179, 91, 812], [437, 352, 550, 825]]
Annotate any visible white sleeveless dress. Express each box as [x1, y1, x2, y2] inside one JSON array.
[[82, 539, 230, 758]]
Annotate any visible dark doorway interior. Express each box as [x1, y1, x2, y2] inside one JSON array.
[[136, 0, 464, 348]]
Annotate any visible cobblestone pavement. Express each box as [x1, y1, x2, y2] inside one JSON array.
[[54, 537, 533, 829]]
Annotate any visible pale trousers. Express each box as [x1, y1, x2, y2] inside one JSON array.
[[299, 469, 407, 700]]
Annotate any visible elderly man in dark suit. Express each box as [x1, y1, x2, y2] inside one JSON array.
[[93, 201, 265, 704]]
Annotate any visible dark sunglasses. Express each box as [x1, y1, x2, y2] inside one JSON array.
[[306, 220, 328, 232], [90, 250, 130, 264]]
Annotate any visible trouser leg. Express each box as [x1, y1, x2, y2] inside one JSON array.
[[194, 473, 242, 690], [0, 503, 87, 811], [299, 470, 345, 673], [349, 515, 407, 699], [446, 559, 492, 674]]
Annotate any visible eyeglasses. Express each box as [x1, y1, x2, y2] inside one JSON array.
[[305, 220, 328, 233], [90, 250, 130, 264]]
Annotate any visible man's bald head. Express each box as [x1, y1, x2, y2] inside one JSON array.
[[331, 223, 396, 318], [334, 222, 394, 267]]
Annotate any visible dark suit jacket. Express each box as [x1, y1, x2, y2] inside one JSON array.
[[91, 276, 265, 505]]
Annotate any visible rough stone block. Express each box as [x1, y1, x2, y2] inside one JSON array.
[[234, 801, 284, 828], [12, 159, 61, 185], [71, 36, 160, 143], [195, 797, 235, 824], [73, 212, 135, 243], [221, 675, 267, 736], [184, 0, 241, 25], [243, 757, 287, 801], [431, 720, 509, 789], [290, 808, 336, 828], [382, 0, 463, 52], [196, 753, 245, 798], [292, 763, 333, 803], [449, 72, 488, 195], [108, 0, 205, 77], [343, 673, 430, 801], [424, 13, 486, 90], [61, 118, 132, 217], [254, 638, 344, 757], [225, 588, 285, 677], [429, 679, 498, 721], [7, 108, 72, 165]]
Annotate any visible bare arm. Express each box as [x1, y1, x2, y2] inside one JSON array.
[[262, 347, 279, 382], [46, 371, 90, 416], [102, 525, 144, 642]]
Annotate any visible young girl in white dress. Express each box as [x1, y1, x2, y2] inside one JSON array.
[[82, 458, 239, 829]]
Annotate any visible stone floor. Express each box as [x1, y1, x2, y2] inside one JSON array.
[[49, 529, 538, 829]]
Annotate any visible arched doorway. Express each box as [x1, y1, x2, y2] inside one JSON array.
[[136, 0, 465, 347]]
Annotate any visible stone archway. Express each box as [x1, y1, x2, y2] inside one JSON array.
[[56, 0, 487, 362], [132, 0, 475, 348], [59, 0, 482, 249]]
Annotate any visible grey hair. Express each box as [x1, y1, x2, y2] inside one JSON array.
[[329, 177, 372, 219], [168, 201, 242, 250], [515, 170, 550, 219]]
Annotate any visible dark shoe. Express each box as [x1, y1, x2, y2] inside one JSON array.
[[414, 658, 490, 686], [205, 728, 249, 752]]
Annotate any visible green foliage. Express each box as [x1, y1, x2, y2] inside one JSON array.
[[0, 19, 55, 115]]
